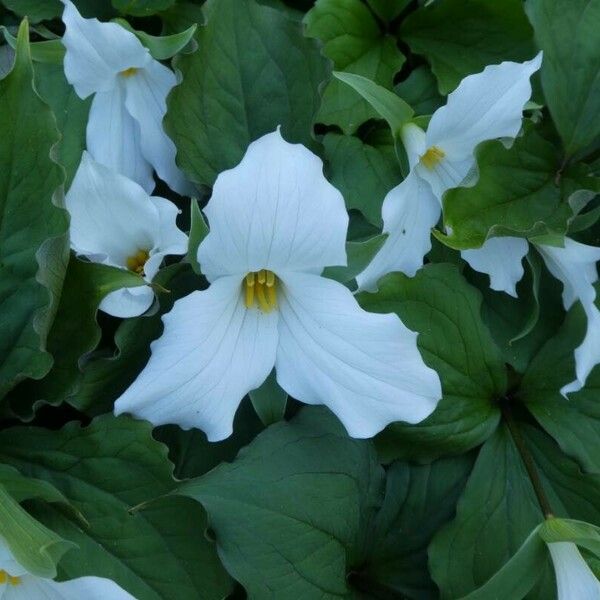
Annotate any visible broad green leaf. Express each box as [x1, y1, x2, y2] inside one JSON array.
[[34, 63, 91, 187], [0, 26, 65, 63], [305, 0, 405, 134], [0, 415, 233, 600], [0, 20, 69, 400], [322, 234, 388, 284], [113, 19, 197, 59], [248, 370, 287, 427], [323, 131, 401, 226], [112, 0, 174, 16], [358, 265, 505, 463], [74, 265, 202, 415], [333, 72, 414, 138], [440, 129, 569, 250], [430, 423, 600, 598], [394, 65, 444, 116], [0, 484, 73, 578], [366, 0, 410, 22], [400, 0, 535, 93], [461, 525, 546, 600], [521, 302, 600, 473], [186, 199, 208, 275], [540, 518, 600, 559], [177, 407, 385, 600], [165, 0, 329, 187], [6, 258, 145, 420], [526, 0, 600, 158], [159, 3, 205, 34], [356, 454, 474, 598], [1, 0, 61, 22]]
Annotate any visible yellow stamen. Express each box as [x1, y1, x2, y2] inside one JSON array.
[[420, 145, 446, 169], [126, 249, 150, 275], [243, 270, 278, 312], [120, 67, 139, 77], [0, 570, 21, 585]]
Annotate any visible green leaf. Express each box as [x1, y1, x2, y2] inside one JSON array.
[[0, 20, 69, 400], [520, 302, 600, 473], [394, 65, 444, 116], [6, 258, 145, 420], [113, 18, 197, 59], [323, 131, 401, 226], [333, 71, 414, 138], [356, 454, 474, 598], [112, 0, 174, 16], [366, 0, 410, 22], [400, 0, 535, 93], [305, 0, 405, 134], [176, 406, 385, 599], [248, 370, 287, 427], [0, 415, 233, 600], [1, 0, 61, 23], [540, 518, 600, 559], [34, 63, 91, 187], [357, 264, 505, 463], [440, 128, 569, 250], [526, 0, 600, 158], [186, 199, 208, 275], [0, 27, 65, 63], [460, 525, 546, 600], [322, 233, 388, 284], [165, 0, 329, 187]]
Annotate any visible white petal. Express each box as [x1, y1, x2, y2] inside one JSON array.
[[562, 304, 600, 396], [415, 154, 475, 199], [276, 272, 441, 438], [536, 239, 600, 310], [426, 53, 542, 160], [356, 170, 441, 292], [99, 286, 155, 318], [87, 86, 154, 193], [0, 538, 26, 577], [6, 574, 136, 599], [65, 153, 160, 266], [114, 276, 278, 441], [61, 0, 150, 99], [198, 129, 348, 281], [123, 61, 192, 196], [548, 542, 600, 600], [400, 123, 427, 169], [462, 237, 529, 297]]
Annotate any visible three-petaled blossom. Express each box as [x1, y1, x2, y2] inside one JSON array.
[[61, 0, 191, 195], [357, 53, 543, 295], [66, 152, 188, 318], [548, 542, 600, 599], [115, 130, 442, 441], [0, 537, 134, 599]]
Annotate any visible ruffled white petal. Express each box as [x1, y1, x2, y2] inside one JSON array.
[[114, 276, 278, 441], [356, 170, 441, 291], [198, 130, 348, 282], [400, 123, 427, 169], [462, 236, 529, 297], [61, 0, 150, 99], [4, 575, 136, 599], [99, 286, 155, 318], [87, 86, 155, 193], [415, 154, 475, 199], [425, 54, 542, 160], [65, 153, 159, 265], [275, 272, 441, 438], [548, 542, 600, 600], [123, 61, 192, 196]]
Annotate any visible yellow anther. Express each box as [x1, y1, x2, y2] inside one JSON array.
[[420, 145, 446, 169], [0, 571, 6, 584], [243, 270, 277, 312], [120, 67, 139, 77], [126, 249, 150, 275], [0, 571, 21, 586]]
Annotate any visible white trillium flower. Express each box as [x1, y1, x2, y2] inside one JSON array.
[[115, 130, 442, 441], [0, 538, 135, 599], [61, 0, 191, 195], [357, 53, 543, 293], [66, 152, 188, 318], [536, 238, 600, 395], [548, 542, 600, 600]]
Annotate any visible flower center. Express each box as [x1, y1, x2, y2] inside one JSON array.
[[120, 67, 139, 78], [244, 270, 277, 312], [126, 249, 150, 275], [0, 570, 21, 586], [419, 146, 445, 169]]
